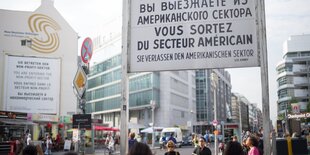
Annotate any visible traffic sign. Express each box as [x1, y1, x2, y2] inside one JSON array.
[[81, 37, 93, 64], [73, 66, 87, 98], [72, 114, 91, 129]]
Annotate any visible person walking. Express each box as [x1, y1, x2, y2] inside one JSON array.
[[44, 136, 52, 155], [168, 133, 177, 144], [164, 140, 180, 155], [223, 141, 243, 155], [128, 132, 137, 150], [22, 145, 37, 155], [192, 137, 212, 155], [128, 142, 153, 155], [192, 134, 199, 148], [246, 136, 260, 155], [160, 134, 167, 149]]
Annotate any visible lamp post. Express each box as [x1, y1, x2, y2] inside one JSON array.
[[211, 73, 218, 155], [238, 96, 242, 142], [190, 110, 195, 134], [150, 100, 156, 149]]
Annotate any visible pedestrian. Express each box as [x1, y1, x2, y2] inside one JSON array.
[[15, 137, 23, 155], [246, 136, 260, 155], [168, 133, 177, 144], [128, 132, 137, 149], [192, 137, 212, 155], [223, 141, 243, 155], [160, 134, 167, 149], [36, 144, 44, 155], [232, 135, 238, 142], [44, 136, 52, 155], [192, 134, 199, 148], [164, 140, 180, 155], [204, 132, 209, 143], [106, 134, 115, 152], [22, 145, 37, 155], [254, 133, 263, 155], [242, 138, 249, 155], [128, 142, 153, 155], [27, 134, 32, 146]]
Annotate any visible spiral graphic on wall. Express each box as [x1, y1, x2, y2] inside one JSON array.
[[28, 14, 61, 53]]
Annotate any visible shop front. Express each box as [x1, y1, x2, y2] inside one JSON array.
[[0, 111, 34, 154], [60, 115, 73, 140], [27, 113, 59, 141]]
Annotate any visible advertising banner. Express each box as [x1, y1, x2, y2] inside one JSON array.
[[4, 55, 60, 114]]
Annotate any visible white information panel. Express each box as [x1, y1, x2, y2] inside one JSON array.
[[4, 55, 61, 114], [130, 0, 259, 72]]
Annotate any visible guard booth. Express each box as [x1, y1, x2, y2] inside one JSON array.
[[0, 111, 34, 154]]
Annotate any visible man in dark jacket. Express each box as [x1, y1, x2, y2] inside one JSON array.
[[193, 137, 212, 155]]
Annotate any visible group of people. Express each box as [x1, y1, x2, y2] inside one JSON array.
[[15, 132, 54, 155], [19, 145, 77, 155]]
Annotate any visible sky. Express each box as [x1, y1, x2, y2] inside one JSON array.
[[1, 0, 310, 124]]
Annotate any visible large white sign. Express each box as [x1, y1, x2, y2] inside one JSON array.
[[4, 55, 60, 114], [129, 0, 259, 72]]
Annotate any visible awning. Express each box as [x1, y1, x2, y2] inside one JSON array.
[[94, 126, 119, 131], [141, 127, 164, 133], [0, 119, 36, 125]]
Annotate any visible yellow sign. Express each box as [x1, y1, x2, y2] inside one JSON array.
[[73, 67, 87, 97]]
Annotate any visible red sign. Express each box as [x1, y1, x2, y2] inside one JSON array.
[[81, 37, 93, 64]]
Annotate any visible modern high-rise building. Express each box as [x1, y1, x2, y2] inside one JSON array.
[[276, 34, 310, 119], [231, 93, 250, 131], [86, 33, 196, 132], [194, 69, 232, 133]]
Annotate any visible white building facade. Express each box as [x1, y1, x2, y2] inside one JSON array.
[[276, 34, 310, 118]]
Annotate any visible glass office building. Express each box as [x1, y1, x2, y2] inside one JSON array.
[[85, 33, 196, 130], [195, 69, 232, 133]]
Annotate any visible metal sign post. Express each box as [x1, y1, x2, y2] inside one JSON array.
[[121, 0, 130, 154], [257, 0, 271, 154]]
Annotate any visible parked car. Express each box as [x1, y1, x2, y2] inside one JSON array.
[[182, 136, 192, 146]]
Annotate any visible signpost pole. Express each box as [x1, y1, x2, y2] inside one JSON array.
[[211, 73, 218, 155], [121, 0, 130, 154], [258, 0, 271, 155]]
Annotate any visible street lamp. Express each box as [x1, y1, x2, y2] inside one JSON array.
[[211, 72, 218, 155], [150, 100, 156, 149]]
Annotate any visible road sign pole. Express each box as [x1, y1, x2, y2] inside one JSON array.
[[121, 0, 130, 154], [211, 73, 218, 155], [257, 0, 271, 154]]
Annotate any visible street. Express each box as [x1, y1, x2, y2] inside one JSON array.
[[52, 144, 219, 155]]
